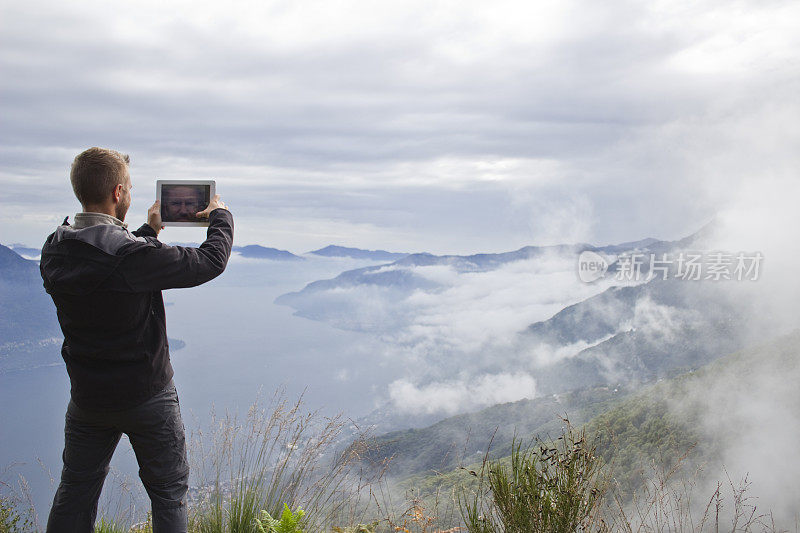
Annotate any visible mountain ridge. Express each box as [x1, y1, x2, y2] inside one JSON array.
[[233, 245, 303, 261], [308, 245, 408, 261], [363, 327, 799, 503], [0, 244, 61, 354]]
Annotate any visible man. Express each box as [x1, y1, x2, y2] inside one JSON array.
[[40, 147, 234, 532], [161, 185, 207, 222]]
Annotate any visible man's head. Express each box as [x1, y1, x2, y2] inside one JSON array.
[[161, 185, 204, 222], [70, 147, 132, 221]]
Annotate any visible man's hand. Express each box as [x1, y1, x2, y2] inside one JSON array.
[[148, 201, 164, 235], [196, 195, 229, 219]]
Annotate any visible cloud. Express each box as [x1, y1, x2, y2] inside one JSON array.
[[623, 295, 700, 344], [666, 331, 800, 525], [3, 0, 800, 517], [283, 246, 633, 352], [526, 335, 617, 369], [642, 124, 800, 524], [2, 0, 798, 252], [388, 372, 537, 416], [283, 245, 647, 414], [386, 251, 615, 352]]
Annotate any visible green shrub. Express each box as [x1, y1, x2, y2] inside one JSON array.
[[459, 420, 607, 532], [0, 493, 34, 532], [0, 496, 21, 533]]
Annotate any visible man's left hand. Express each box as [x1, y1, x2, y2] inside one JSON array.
[[148, 201, 164, 235]]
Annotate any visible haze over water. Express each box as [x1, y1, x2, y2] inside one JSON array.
[[0, 255, 399, 517]]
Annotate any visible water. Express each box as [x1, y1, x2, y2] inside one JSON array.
[[0, 255, 401, 521]]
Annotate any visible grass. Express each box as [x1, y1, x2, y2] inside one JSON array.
[[0, 469, 36, 532], [0, 390, 384, 532], [457, 418, 608, 533], [2, 392, 796, 532], [184, 390, 381, 532]]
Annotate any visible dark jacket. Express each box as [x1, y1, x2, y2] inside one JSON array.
[[40, 208, 234, 410]]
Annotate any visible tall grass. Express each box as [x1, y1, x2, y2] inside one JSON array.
[[603, 462, 783, 532], [187, 391, 378, 532], [0, 467, 36, 532], [3, 397, 795, 532]]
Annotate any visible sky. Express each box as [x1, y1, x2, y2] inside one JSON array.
[[1, 0, 798, 254]]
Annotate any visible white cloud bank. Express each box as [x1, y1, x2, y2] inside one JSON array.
[[388, 372, 537, 416]]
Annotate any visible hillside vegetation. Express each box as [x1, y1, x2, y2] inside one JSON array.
[[389, 328, 799, 511], [3, 329, 797, 531]]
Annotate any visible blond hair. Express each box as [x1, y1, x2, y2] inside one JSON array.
[[70, 147, 130, 206]]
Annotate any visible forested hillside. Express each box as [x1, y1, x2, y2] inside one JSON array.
[[372, 328, 799, 514]]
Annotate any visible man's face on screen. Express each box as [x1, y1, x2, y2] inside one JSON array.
[[163, 186, 204, 222]]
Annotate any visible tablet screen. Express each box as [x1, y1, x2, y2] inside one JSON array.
[[159, 182, 212, 224]]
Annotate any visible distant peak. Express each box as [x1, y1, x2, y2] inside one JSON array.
[[232, 245, 302, 261], [307, 245, 409, 261]]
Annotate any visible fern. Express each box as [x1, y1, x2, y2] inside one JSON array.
[[255, 503, 305, 533]]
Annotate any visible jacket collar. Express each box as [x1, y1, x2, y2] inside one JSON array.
[[73, 212, 128, 230], [46, 219, 146, 257]]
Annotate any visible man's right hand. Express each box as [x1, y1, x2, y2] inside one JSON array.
[[147, 200, 164, 235], [196, 195, 228, 219]]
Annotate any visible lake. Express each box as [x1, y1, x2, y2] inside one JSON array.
[[0, 255, 402, 521]]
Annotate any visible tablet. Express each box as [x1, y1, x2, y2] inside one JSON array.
[[156, 180, 216, 227]]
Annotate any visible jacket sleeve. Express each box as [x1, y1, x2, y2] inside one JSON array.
[[121, 209, 234, 291], [132, 223, 158, 238]]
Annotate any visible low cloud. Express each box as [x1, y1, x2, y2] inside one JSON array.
[[526, 334, 617, 369], [388, 372, 537, 416], [623, 296, 700, 344], [665, 331, 800, 525]]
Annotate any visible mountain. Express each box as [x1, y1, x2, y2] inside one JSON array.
[[0, 244, 59, 342], [274, 244, 597, 320], [307, 245, 408, 261], [518, 275, 753, 394], [284, 221, 755, 438], [364, 328, 800, 516], [297, 243, 625, 299], [233, 245, 303, 261], [346, 269, 755, 437], [276, 261, 439, 302], [279, 229, 710, 302], [274, 224, 717, 331], [170, 242, 303, 260], [599, 237, 660, 252], [9, 243, 41, 259], [359, 385, 626, 477], [394, 244, 593, 271], [0, 243, 40, 282], [0, 244, 62, 371], [0, 244, 185, 373]]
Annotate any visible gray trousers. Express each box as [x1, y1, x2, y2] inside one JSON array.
[[46, 380, 189, 533]]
